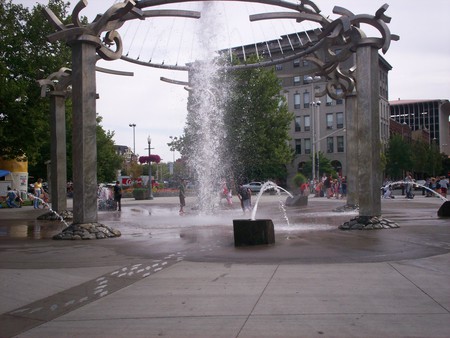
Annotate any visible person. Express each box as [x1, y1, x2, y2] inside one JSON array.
[[383, 184, 395, 199], [33, 178, 43, 209], [237, 184, 252, 213], [113, 181, 122, 211], [179, 179, 186, 215], [404, 172, 414, 199], [439, 176, 448, 198], [6, 187, 20, 208]]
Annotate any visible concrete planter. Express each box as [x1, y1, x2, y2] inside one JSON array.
[[233, 219, 275, 246]]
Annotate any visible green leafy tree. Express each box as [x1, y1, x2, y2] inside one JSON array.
[[385, 134, 412, 179], [410, 139, 429, 178], [224, 61, 294, 183], [0, 0, 71, 169], [302, 151, 336, 179], [1, 0, 124, 182]]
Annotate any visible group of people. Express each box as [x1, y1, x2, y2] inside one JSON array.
[[309, 174, 347, 199], [382, 172, 449, 199]]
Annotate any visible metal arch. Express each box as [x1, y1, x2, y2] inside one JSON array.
[[44, 0, 398, 97]]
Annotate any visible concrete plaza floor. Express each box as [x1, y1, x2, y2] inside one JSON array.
[[0, 193, 449, 337]]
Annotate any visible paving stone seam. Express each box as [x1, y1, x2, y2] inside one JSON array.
[[0, 252, 187, 338], [387, 262, 450, 314]]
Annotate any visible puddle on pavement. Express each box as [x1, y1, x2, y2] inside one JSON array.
[[0, 220, 66, 240]]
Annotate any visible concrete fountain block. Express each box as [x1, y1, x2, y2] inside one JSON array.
[[437, 201, 450, 218], [233, 219, 275, 246], [285, 195, 308, 207]]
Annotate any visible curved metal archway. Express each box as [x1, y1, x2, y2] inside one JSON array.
[[43, 0, 398, 228]]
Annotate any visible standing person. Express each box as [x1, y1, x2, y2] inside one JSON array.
[[404, 172, 414, 199], [237, 184, 252, 213], [179, 179, 186, 215], [113, 181, 122, 211], [33, 178, 43, 209], [6, 187, 20, 208], [439, 176, 448, 198]]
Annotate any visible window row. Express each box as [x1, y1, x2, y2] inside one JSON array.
[[293, 92, 343, 109], [295, 136, 345, 154], [294, 112, 345, 132]]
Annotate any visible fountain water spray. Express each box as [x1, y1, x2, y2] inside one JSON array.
[[382, 181, 448, 202], [185, 2, 232, 213], [28, 193, 70, 227], [250, 181, 293, 222]]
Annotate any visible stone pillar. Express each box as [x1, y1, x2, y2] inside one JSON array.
[[71, 37, 99, 224], [49, 92, 68, 212], [345, 93, 358, 207], [355, 46, 381, 217]]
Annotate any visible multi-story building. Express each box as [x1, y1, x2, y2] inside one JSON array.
[[228, 30, 392, 185], [389, 99, 450, 155]]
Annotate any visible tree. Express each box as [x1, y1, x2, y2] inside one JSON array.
[[385, 134, 412, 179], [0, 0, 124, 183], [0, 0, 72, 169], [224, 61, 294, 183], [302, 151, 337, 179]]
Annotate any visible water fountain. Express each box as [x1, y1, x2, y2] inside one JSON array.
[[382, 180, 450, 218], [233, 181, 293, 246]]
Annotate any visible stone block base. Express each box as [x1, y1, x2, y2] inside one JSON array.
[[233, 219, 275, 246], [437, 201, 450, 218], [285, 195, 308, 207]]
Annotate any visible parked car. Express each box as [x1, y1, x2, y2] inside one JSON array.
[[242, 182, 263, 193]]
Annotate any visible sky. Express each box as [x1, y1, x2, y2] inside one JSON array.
[[15, 0, 450, 163]]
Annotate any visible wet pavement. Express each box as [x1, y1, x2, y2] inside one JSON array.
[[0, 194, 449, 337]]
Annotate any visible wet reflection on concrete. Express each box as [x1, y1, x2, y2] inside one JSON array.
[[0, 220, 66, 240]]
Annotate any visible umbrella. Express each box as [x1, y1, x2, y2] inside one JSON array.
[[0, 170, 11, 178]]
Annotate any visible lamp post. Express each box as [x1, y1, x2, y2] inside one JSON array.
[[169, 136, 178, 163], [147, 135, 154, 200], [129, 123, 136, 156], [306, 75, 321, 180]]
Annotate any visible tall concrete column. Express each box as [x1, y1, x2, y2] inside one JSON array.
[[49, 92, 68, 212], [355, 46, 381, 217], [71, 37, 99, 224], [345, 93, 358, 207]]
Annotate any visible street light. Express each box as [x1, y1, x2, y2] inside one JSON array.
[[169, 136, 178, 163], [147, 135, 154, 200], [129, 123, 136, 156], [306, 75, 321, 180]]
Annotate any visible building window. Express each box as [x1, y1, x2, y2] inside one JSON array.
[[326, 95, 333, 106], [304, 115, 311, 131], [327, 137, 334, 153], [326, 113, 333, 129], [336, 112, 344, 129], [295, 139, 301, 154], [337, 136, 344, 152], [295, 117, 301, 132], [303, 91, 310, 108], [336, 88, 343, 104], [294, 93, 301, 109], [302, 60, 309, 67], [293, 76, 301, 85], [275, 64, 283, 71], [293, 59, 300, 67], [305, 138, 311, 154]]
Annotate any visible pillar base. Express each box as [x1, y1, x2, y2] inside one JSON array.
[[233, 219, 275, 246]]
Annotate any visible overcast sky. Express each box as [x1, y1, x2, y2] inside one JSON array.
[[16, 0, 450, 162]]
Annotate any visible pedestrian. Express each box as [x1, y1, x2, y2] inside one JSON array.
[[33, 178, 43, 209], [439, 176, 448, 198], [179, 179, 186, 215], [237, 184, 252, 213], [404, 172, 414, 199], [113, 181, 122, 211], [6, 187, 20, 208]]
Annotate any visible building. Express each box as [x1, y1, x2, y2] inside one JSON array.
[[227, 30, 392, 184], [389, 99, 450, 155]]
